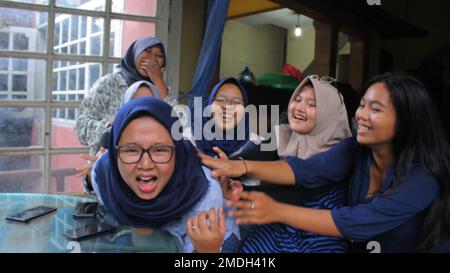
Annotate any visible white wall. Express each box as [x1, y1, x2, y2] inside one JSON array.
[[220, 20, 284, 78]]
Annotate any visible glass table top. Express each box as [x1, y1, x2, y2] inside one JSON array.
[[0, 193, 181, 253]]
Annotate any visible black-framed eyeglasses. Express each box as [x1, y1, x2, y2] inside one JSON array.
[[213, 95, 244, 106], [309, 74, 336, 85], [115, 144, 175, 164]]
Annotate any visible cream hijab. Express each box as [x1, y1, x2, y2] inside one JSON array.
[[276, 76, 352, 159]]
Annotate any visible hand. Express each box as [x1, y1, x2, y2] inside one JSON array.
[[75, 147, 106, 177], [186, 208, 226, 253], [211, 147, 243, 201], [140, 59, 165, 83], [227, 191, 280, 225], [219, 176, 243, 202], [197, 148, 247, 178]]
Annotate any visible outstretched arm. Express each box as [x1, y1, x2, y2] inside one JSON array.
[[228, 191, 343, 238], [198, 149, 295, 186]]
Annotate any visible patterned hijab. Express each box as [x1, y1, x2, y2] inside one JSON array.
[[195, 77, 251, 157], [117, 37, 166, 86], [277, 76, 352, 159], [94, 97, 208, 228]]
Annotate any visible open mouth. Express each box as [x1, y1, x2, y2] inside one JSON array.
[[136, 176, 157, 193], [293, 112, 307, 121]]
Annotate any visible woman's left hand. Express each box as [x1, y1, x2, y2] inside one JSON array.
[[186, 208, 226, 253], [227, 191, 280, 225]]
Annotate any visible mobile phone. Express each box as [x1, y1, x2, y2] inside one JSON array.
[[72, 202, 98, 218], [63, 222, 116, 240], [5, 206, 57, 223]]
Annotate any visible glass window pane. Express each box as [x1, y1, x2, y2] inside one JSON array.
[[89, 35, 102, 55], [0, 8, 48, 53], [62, 18, 69, 44], [51, 108, 84, 147], [0, 108, 45, 148], [88, 64, 100, 88], [69, 70, 77, 90], [0, 59, 8, 71], [0, 58, 46, 101], [108, 63, 119, 74], [54, 14, 103, 56], [109, 20, 155, 58], [12, 75, 27, 91], [0, 32, 9, 50], [0, 155, 44, 193], [13, 33, 29, 51], [13, 59, 28, 71], [60, 71, 67, 91], [70, 15, 79, 42], [50, 154, 83, 193], [0, 74, 8, 91], [56, 0, 105, 12], [2, 0, 48, 5], [112, 0, 157, 17], [52, 61, 99, 101], [78, 67, 85, 89]]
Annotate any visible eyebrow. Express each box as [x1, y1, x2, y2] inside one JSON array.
[[120, 142, 171, 147], [361, 98, 386, 108]]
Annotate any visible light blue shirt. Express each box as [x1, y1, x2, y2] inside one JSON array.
[[92, 161, 237, 253]]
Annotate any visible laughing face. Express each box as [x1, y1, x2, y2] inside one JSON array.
[[117, 116, 175, 200], [135, 45, 165, 77], [355, 82, 396, 148], [211, 83, 245, 131], [288, 84, 317, 134]]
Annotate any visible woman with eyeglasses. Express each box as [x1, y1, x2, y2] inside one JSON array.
[[199, 73, 450, 252], [191, 75, 353, 253], [187, 77, 273, 252], [91, 97, 233, 253]]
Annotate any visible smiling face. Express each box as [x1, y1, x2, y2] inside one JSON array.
[[117, 116, 175, 200], [288, 84, 317, 134], [355, 82, 397, 149], [211, 83, 245, 131], [135, 45, 165, 77]]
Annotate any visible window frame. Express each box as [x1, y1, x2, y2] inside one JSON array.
[[0, 0, 173, 193]]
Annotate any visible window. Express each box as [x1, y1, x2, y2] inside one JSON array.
[[0, 0, 170, 193]]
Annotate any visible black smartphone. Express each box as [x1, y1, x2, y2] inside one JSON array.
[[63, 222, 116, 240], [5, 206, 57, 223], [72, 202, 98, 218]]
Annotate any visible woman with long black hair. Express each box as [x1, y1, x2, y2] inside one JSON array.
[[199, 73, 450, 252]]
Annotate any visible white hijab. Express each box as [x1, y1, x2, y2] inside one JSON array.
[[276, 76, 352, 159], [121, 80, 161, 106]]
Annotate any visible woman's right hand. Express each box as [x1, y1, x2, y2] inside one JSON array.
[[75, 147, 106, 177], [186, 208, 226, 253], [197, 148, 247, 179]]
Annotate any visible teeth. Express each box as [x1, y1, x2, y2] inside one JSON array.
[[294, 113, 306, 120], [138, 177, 156, 182], [359, 125, 372, 131]]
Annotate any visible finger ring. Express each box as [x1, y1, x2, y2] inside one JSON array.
[[191, 225, 198, 229], [250, 202, 256, 210]]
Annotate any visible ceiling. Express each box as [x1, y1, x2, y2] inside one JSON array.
[[233, 8, 314, 30]]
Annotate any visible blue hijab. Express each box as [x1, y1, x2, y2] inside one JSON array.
[[94, 97, 208, 228], [117, 37, 166, 86], [195, 77, 251, 157]]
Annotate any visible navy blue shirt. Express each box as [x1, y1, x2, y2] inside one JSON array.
[[285, 137, 440, 253]]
